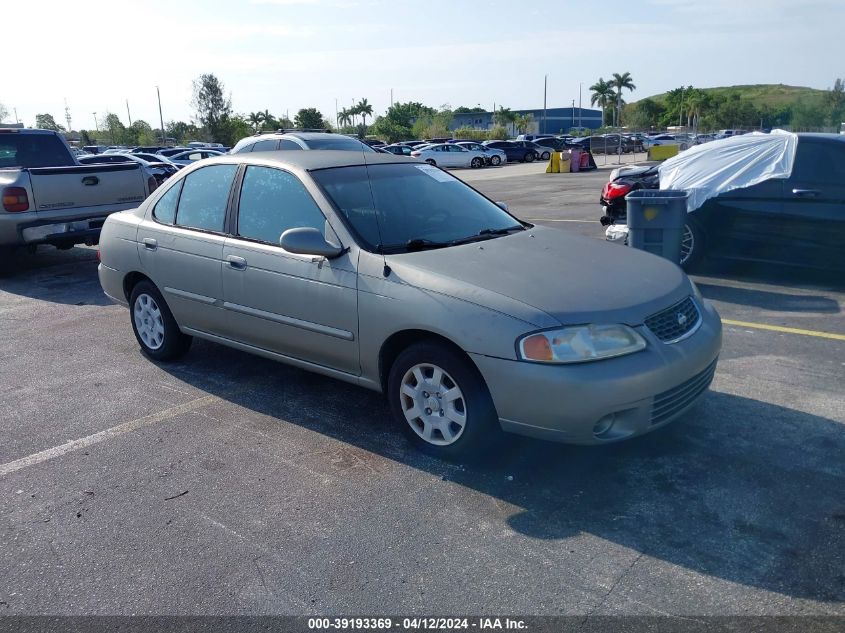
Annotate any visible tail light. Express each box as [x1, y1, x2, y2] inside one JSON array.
[[410, 151, 420, 157], [2, 187, 30, 212], [602, 181, 632, 201], [96, 249, 101, 262], [147, 176, 158, 193]]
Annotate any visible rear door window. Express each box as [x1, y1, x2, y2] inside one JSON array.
[[792, 140, 845, 183], [251, 139, 279, 152], [174, 164, 238, 232]]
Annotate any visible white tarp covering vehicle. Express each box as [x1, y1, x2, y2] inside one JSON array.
[[658, 130, 798, 212]]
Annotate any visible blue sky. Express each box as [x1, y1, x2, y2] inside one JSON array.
[[4, 0, 842, 130]]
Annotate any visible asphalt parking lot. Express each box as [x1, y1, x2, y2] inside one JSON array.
[[1, 162, 843, 617]]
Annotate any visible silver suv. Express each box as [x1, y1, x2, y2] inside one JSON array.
[[231, 131, 374, 154]]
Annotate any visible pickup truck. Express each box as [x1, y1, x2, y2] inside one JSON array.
[[0, 128, 156, 263]]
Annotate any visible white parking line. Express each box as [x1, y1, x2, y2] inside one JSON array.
[[0, 395, 217, 477]]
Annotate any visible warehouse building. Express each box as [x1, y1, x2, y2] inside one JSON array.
[[451, 107, 603, 135]]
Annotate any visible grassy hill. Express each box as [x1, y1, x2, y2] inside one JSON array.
[[643, 84, 826, 108]]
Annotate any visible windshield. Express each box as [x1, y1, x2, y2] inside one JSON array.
[[312, 163, 524, 252], [0, 134, 75, 169], [304, 136, 376, 152]]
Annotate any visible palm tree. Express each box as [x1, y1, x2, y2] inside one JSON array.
[[338, 108, 352, 128], [356, 98, 374, 128], [589, 79, 615, 127], [247, 112, 263, 132], [493, 106, 516, 135], [261, 109, 275, 130], [514, 113, 533, 134], [609, 72, 636, 127]]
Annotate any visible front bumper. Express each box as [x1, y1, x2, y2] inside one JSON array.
[[470, 299, 722, 444]]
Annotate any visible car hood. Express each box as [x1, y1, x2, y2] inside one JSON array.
[[385, 226, 691, 328]]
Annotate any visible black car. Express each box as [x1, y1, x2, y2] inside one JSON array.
[[534, 136, 569, 152], [483, 140, 537, 163], [381, 144, 414, 156], [590, 134, 640, 154], [599, 133, 845, 271]]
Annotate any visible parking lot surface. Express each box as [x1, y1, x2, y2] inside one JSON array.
[[1, 163, 843, 616]]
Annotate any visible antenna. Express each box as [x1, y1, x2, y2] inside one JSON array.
[[64, 99, 72, 131]]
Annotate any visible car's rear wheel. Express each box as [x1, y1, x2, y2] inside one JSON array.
[[129, 281, 192, 361], [540, 151, 550, 160], [490, 155, 501, 166], [524, 152, 535, 163], [680, 218, 706, 271], [470, 157, 484, 168], [680, 143, 689, 151], [388, 341, 501, 461], [425, 159, 437, 166]]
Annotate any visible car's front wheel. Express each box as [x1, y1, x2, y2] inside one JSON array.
[[524, 152, 535, 163], [388, 342, 501, 461], [129, 281, 192, 361]]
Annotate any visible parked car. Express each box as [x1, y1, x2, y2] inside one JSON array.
[[533, 137, 569, 153], [397, 141, 428, 148], [644, 134, 690, 151], [599, 133, 845, 272], [381, 144, 415, 156], [590, 134, 641, 154], [410, 143, 487, 168], [0, 128, 155, 264], [131, 152, 183, 170], [483, 140, 537, 163], [455, 141, 507, 166], [157, 147, 191, 158], [97, 150, 722, 459], [231, 132, 375, 154], [78, 152, 177, 184], [167, 149, 225, 166], [516, 140, 552, 161]]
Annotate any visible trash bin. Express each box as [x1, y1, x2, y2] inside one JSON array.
[[624, 190, 689, 263]]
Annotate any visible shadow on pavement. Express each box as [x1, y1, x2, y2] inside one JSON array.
[[0, 246, 112, 306], [160, 339, 845, 604], [696, 282, 841, 314]]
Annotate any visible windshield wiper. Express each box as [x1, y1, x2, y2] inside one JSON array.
[[477, 225, 525, 237], [377, 238, 453, 254]]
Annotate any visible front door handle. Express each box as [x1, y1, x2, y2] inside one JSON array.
[[792, 188, 820, 198], [142, 238, 157, 251], [226, 255, 247, 270]]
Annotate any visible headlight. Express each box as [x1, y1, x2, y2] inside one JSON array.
[[517, 324, 646, 364]]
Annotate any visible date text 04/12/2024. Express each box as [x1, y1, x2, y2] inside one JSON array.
[[307, 618, 528, 630]]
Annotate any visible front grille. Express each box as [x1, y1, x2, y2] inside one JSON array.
[[651, 358, 718, 426], [645, 296, 700, 343]]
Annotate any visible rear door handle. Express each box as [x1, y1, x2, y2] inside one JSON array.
[[142, 238, 157, 251], [792, 188, 820, 198], [226, 255, 247, 270]]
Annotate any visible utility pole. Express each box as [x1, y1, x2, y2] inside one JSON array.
[[156, 86, 165, 144], [542, 74, 547, 134], [390, 88, 393, 107], [679, 86, 684, 128], [335, 97, 339, 129], [14, 108, 19, 124], [126, 99, 132, 127], [572, 100, 575, 128], [578, 83, 582, 129], [93, 112, 98, 132]]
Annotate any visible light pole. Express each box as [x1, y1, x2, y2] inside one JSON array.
[[542, 74, 547, 135], [679, 86, 684, 128], [156, 86, 165, 145], [92, 112, 98, 132]]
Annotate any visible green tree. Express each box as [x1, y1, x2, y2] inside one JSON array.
[[294, 107, 326, 129], [35, 113, 65, 131], [0, 101, 8, 122], [493, 106, 516, 134], [80, 130, 92, 145], [165, 120, 197, 143], [101, 112, 124, 143], [624, 98, 664, 130], [514, 113, 533, 134], [609, 72, 636, 126], [454, 106, 486, 114], [191, 73, 232, 140], [824, 78, 845, 127], [589, 79, 615, 126], [356, 98, 374, 128], [248, 112, 264, 132]]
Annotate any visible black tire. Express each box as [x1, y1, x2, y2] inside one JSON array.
[[425, 159, 437, 166], [490, 155, 501, 166], [680, 217, 706, 272], [540, 151, 550, 160], [524, 152, 535, 163], [470, 157, 484, 168], [387, 341, 502, 461], [129, 280, 192, 361]]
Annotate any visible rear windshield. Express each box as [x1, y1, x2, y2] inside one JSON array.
[[0, 134, 75, 169], [304, 137, 375, 152]]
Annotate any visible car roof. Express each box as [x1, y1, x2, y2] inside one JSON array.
[[796, 132, 845, 143], [204, 149, 417, 171]]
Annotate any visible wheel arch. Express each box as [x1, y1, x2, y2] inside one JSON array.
[[378, 329, 475, 394], [122, 270, 155, 302]]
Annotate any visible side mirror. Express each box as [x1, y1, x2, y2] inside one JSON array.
[[495, 201, 509, 212], [280, 227, 343, 259]]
